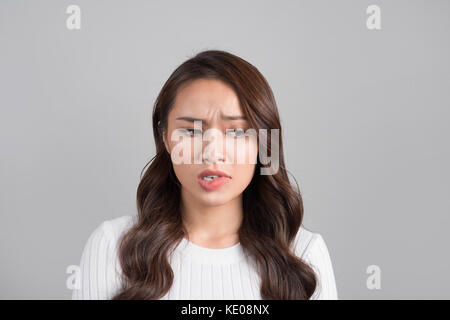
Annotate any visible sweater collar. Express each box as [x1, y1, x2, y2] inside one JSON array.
[[173, 237, 246, 265]]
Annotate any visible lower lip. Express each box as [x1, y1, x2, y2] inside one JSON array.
[[197, 176, 231, 191]]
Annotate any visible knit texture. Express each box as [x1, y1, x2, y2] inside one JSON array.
[[71, 215, 338, 299]]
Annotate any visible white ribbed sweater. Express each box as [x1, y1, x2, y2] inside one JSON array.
[[71, 215, 338, 300]]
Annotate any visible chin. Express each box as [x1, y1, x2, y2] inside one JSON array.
[[197, 192, 233, 207]]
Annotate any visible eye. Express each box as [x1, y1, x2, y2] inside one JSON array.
[[179, 128, 202, 136], [227, 128, 246, 138]]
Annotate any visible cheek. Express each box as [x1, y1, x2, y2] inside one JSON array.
[[172, 164, 196, 187], [234, 138, 258, 186], [243, 138, 258, 165], [226, 137, 258, 164], [230, 163, 256, 191], [248, 140, 258, 163]]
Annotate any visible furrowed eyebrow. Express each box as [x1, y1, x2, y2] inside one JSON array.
[[175, 116, 205, 123], [221, 114, 247, 121], [175, 115, 247, 123]]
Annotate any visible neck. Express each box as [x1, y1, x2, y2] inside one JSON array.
[[180, 188, 243, 246]]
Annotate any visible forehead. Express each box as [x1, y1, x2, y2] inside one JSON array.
[[169, 79, 243, 118]]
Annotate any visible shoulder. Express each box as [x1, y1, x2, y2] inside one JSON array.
[[72, 215, 137, 299], [82, 215, 137, 254], [98, 214, 136, 243], [292, 225, 338, 299], [292, 225, 335, 265], [292, 225, 323, 258], [78, 214, 137, 259]]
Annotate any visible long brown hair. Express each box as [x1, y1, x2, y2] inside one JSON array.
[[112, 50, 317, 299]]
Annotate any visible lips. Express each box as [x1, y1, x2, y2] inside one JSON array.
[[197, 169, 231, 191], [198, 169, 231, 180]]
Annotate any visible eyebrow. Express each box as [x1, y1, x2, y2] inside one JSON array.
[[175, 114, 247, 123]]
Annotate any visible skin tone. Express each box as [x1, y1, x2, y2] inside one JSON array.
[[162, 79, 258, 249]]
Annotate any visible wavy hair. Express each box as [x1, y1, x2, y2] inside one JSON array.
[[112, 50, 317, 299]]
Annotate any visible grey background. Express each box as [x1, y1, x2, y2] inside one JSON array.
[[1, 0, 449, 299]]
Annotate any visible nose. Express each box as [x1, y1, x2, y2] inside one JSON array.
[[201, 130, 226, 164], [203, 155, 224, 164], [202, 149, 225, 164]]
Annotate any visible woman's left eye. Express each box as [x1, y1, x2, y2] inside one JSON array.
[[227, 129, 246, 138]]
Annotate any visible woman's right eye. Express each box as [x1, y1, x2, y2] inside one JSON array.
[[180, 128, 202, 136]]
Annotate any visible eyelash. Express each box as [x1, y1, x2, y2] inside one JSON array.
[[227, 128, 246, 137], [180, 128, 246, 137], [180, 128, 202, 136]]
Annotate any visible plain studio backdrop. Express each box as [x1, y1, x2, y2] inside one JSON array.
[[1, 0, 449, 299]]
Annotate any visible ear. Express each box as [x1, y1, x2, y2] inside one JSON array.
[[160, 124, 170, 154]]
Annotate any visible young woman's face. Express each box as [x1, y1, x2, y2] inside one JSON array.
[[163, 78, 258, 206]]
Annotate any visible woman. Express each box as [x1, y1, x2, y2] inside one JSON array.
[[72, 50, 338, 300]]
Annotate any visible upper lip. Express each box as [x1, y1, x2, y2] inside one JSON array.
[[198, 169, 231, 179]]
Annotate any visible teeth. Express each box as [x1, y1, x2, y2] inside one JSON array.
[[202, 175, 219, 181]]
